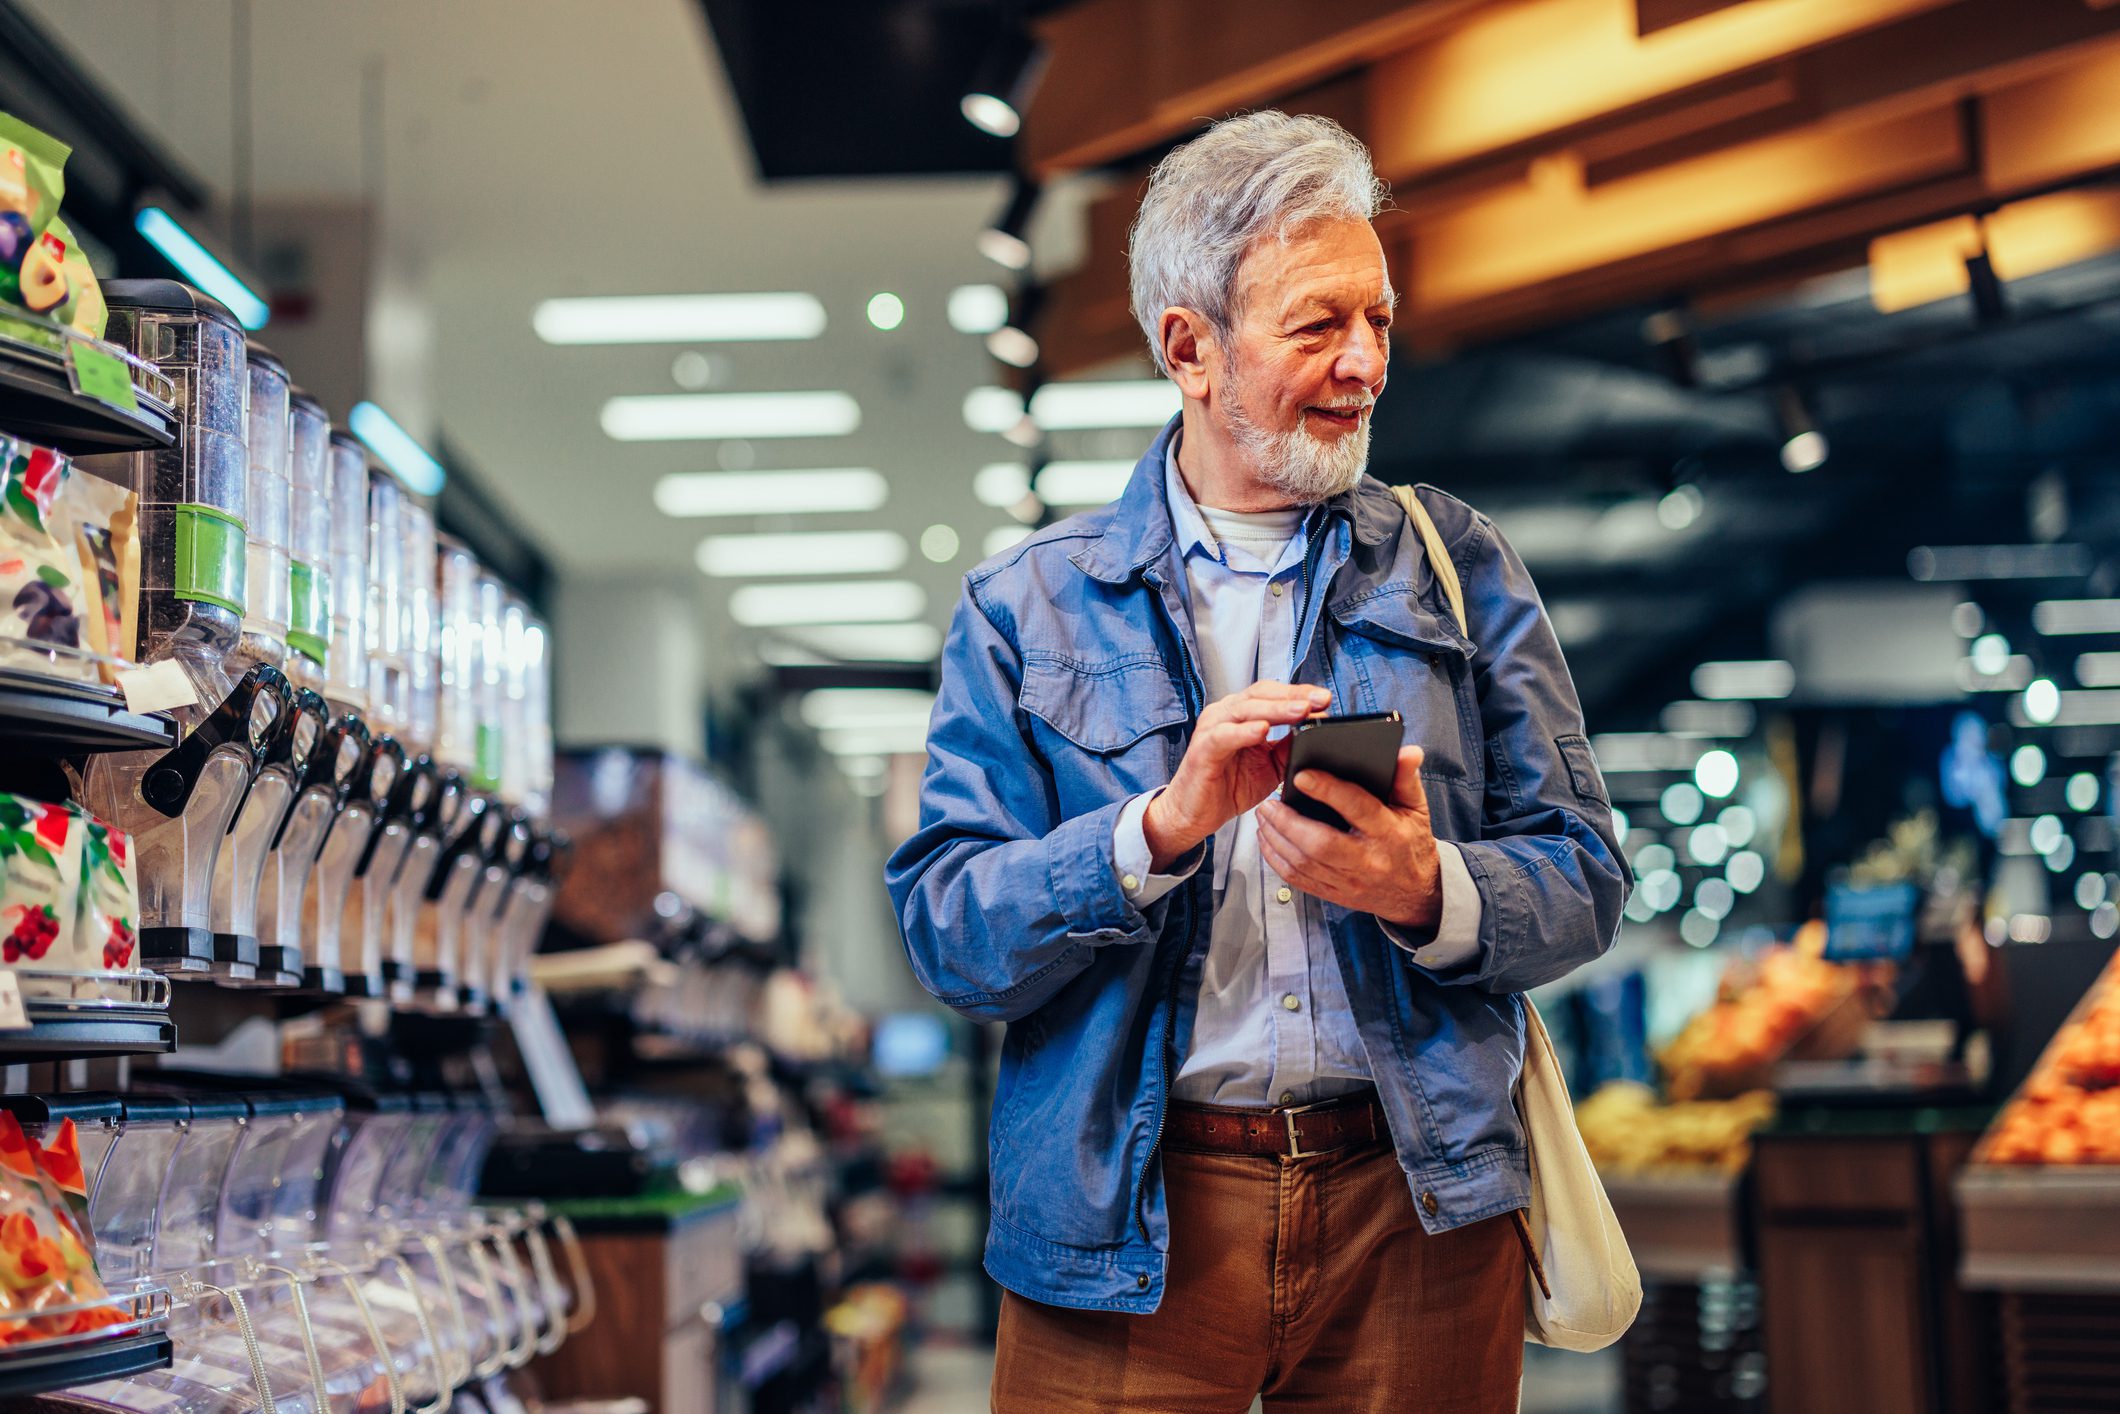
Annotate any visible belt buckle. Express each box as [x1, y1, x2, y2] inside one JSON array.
[[1279, 1098, 1332, 1159]]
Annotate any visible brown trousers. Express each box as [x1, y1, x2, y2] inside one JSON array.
[[992, 1138, 1524, 1412]]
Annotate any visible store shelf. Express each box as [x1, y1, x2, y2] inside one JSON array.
[[0, 669, 177, 756], [0, 970, 175, 1061], [1601, 1170, 1747, 1281], [0, 319, 176, 455], [1958, 1163, 2120, 1294], [0, 1331, 173, 1397]]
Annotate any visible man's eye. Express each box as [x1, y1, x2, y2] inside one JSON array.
[[1302, 320, 1333, 335]]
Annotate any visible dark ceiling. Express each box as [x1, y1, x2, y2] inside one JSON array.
[[696, 0, 1057, 181]]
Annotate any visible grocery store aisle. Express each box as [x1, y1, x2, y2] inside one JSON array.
[[893, 1341, 1620, 1412]]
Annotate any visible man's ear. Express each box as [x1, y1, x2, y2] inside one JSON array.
[[1158, 307, 1215, 401]]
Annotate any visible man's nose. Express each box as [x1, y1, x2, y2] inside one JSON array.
[[1335, 322, 1387, 388]]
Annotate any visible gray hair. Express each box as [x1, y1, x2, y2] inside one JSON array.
[[1127, 111, 1388, 376]]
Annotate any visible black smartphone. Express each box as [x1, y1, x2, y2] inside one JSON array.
[[1280, 710, 1405, 831]]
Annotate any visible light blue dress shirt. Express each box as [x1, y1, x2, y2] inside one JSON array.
[[1113, 440, 1484, 1108]]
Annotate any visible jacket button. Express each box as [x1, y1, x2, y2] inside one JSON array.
[[1421, 1191, 1440, 1217], [1136, 1272, 1150, 1289]]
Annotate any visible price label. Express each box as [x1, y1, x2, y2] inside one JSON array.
[[65, 341, 140, 414], [0, 972, 30, 1031]]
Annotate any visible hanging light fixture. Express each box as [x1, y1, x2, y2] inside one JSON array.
[[986, 283, 1043, 369], [960, 17, 1043, 139], [978, 174, 1041, 271]]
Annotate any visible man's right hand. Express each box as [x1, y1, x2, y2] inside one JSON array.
[[1142, 681, 1332, 871]]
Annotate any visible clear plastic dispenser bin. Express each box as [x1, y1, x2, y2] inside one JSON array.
[[417, 537, 484, 1004], [255, 704, 362, 992], [392, 502, 452, 1004], [364, 467, 410, 737], [72, 281, 288, 979], [323, 432, 369, 716], [204, 340, 300, 983], [284, 389, 332, 695], [302, 726, 401, 995]]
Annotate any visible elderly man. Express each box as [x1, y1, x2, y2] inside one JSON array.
[[887, 111, 1627, 1411]]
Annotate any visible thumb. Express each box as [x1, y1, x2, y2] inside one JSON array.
[[1391, 745, 1431, 815]]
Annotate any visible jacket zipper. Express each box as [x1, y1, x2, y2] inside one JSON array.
[[1136, 567, 1206, 1248]]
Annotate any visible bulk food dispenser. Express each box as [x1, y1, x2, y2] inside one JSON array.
[[205, 339, 320, 985], [254, 390, 344, 988], [487, 603, 559, 1008], [391, 500, 464, 1008], [340, 464, 434, 999], [413, 535, 489, 1007], [72, 281, 288, 979], [455, 566, 514, 1013], [300, 431, 389, 994]]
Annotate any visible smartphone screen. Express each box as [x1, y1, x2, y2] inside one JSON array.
[[1280, 710, 1404, 831]]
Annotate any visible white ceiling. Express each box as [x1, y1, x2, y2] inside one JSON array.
[[24, 0, 1102, 663]]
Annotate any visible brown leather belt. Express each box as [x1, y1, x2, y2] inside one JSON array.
[[1166, 1089, 1388, 1159]]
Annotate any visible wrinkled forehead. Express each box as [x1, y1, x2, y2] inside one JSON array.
[[1232, 217, 1396, 323]]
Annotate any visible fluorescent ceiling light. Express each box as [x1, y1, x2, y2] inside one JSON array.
[[697, 530, 907, 578], [987, 326, 1040, 368], [602, 391, 860, 441], [1587, 732, 1698, 772], [949, 284, 1009, 334], [1691, 659, 1796, 700], [349, 401, 445, 495], [964, 387, 1024, 434], [962, 381, 1182, 435], [1957, 655, 2033, 692], [532, 292, 825, 344], [135, 206, 269, 330], [2076, 652, 2120, 688], [1908, 544, 2093, 581], [1030, 380, 1181, 430], [777, 622, 944, 662], [1659, 700, 1756, 738], [985, 525, 1033, 558], [800, 688, 937, 733], [654, 468, 886, 518], [975, 462, 1031, 507], [2033, 599, 2120, 635], [729, 580, 924, 627], [819, 724, 931, 758], [1037, 459, 1134, 506], [2009, 688, 2120, 728]]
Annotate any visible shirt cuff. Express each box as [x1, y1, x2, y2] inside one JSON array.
[[1381, 840, 1484, 972], [1113, 789, 1204, 908]]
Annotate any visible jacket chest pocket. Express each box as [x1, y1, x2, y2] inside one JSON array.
[[1018, 654, 1189, 810], [1330, 590, 1480, 804]]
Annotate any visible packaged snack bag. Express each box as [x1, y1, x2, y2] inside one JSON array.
[[0, 114, 66, 319], [49, 466, 136, 676], [0, 435, 99, 682], [0, 795, 77, 969], [0, 1113, 122, 1340], [42, 217, 103, 340], [74, 813, 137, 973]]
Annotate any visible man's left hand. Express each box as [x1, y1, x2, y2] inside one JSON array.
[[1257, 745, 1441, 932]]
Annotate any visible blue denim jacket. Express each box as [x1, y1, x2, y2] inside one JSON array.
[[885, 418, 1628, 1313]]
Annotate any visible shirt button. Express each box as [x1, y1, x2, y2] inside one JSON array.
[[1282, 994, 1301, 1012], [1136, 1272, 1151, 1290], [1121, 874, 1139, 891], [1276, 886, 1293, 904], [1421, 1192, 1440, 1217], [1270, 582, 1285, 597], [1279, 1091, 1295, 1106]]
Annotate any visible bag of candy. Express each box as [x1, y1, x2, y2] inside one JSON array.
[[42, 217, 104, 340], [0, 435, 100, 682], [49, 465, 136, 679], [0, 1112, 124, 1341], [0, 795, 77, 973], [75, 812, 137, 974]]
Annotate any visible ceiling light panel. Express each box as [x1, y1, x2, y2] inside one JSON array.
[[653, 468, 887, 518], [777, 622, 945, 662], [602, 391, 861, 441], [1036, 460, 1134, 506], [949, 285, 1010, 334], [533, 292, 826, 344], [697, 530, 909, 578], [1031, 380, 1181, 430], [729, 580, 926, 627]]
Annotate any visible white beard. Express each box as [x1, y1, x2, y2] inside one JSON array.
[[1221, 366, 1372, 504]]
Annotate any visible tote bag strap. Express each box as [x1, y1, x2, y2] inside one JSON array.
[[1389, 484, 1467, 638]]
